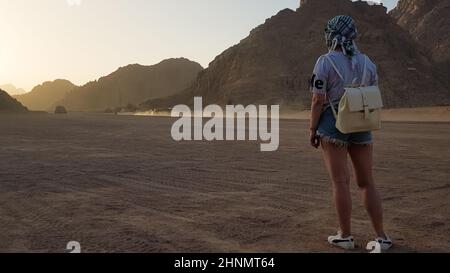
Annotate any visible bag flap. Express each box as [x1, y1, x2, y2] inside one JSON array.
[[344, 86, 384, 112]]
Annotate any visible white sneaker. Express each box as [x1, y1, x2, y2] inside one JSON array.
[[375, 236, 393, 251], [328, 233, 356, 250]]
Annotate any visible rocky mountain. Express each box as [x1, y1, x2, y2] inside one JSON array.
[[142, 0, 450, 111], [390, 0, 450, 88], [390, 0, 450, 63], [0, 84, 26, 95], [15, 79, 77, 111], [59, 58, 203, 112], [0, 89, 28, 113]]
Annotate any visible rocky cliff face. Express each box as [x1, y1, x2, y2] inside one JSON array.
[[390, 0, 450, 63], [143, 0, 449, 111]]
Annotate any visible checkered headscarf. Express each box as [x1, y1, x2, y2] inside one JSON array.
[[325, 15, 359, 57]]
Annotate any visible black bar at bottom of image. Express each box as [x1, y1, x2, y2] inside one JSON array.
[[1, 253, 445, 272]]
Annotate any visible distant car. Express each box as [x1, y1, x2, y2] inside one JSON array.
[[54, 106, 68, 114]]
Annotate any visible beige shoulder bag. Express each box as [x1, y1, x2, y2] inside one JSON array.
[[324, 55, 384, 134]]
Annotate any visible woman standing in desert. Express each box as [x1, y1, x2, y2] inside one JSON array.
[[309, 15, 392, 251]]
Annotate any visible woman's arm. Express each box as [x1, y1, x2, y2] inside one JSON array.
[[309, 55, 328, 148], [310, 93, 326, 148]]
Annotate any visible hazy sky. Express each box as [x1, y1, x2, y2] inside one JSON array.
[[0, 0, 399, 90]]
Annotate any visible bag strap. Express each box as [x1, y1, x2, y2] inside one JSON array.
[[323, 55, 341, 119], [324, 55, 344, 81], [361, 55, 368, 86]]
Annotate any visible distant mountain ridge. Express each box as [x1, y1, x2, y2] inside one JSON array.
[[142, 0, 450, 111], [0, 89, 28, 113], [0, 84, 26, 95], [15, 79, 77, 111], [59, 58, 203, 112]]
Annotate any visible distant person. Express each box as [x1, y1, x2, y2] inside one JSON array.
[[309, 15, 392, 251]]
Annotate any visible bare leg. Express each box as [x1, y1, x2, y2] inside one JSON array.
[[321, 141, 352, 237], [348, 144, 386, 238]]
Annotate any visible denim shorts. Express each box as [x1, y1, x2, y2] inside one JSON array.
[[317, 107, 373, 147]]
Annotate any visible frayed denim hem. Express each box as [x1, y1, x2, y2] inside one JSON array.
[[317, 132, 349, 148]]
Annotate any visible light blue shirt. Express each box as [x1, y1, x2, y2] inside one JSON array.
[[311, 51, 379, 105]]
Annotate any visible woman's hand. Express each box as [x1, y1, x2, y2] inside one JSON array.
[[310, 129, 321, 149], [310, 94, 325, 149]]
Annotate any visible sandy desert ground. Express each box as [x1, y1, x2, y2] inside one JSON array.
[[0, 112, 449, 253]]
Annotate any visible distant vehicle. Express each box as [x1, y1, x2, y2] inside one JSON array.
[[54, 106, 68, 114]]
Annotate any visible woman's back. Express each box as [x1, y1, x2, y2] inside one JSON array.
[[312, 51, 378, 105]]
